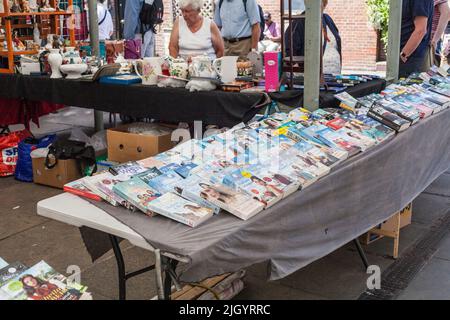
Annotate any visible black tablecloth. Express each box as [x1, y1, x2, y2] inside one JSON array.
[[0, 74, 385, 127]]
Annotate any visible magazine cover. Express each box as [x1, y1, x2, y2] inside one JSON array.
[[147, 170, 186, 194], [341, 113, 395, 143], [192, 181, 264, 220], [292, 140, 341, 168], [315, 127, 362, 157], [63, 179, 102, 202], [175, 162, 199, 178], [0, 262, 28, 286], [286, 146, 331, 178], [147, 192, 214, 228], [337, 127, 376, 152], [82, 172, 129, 207], [248, 163, 300, 198], [134, 167, 163, 185], [380, 98, 421, 124], [159, 163, 183, 174], [137, 157, 165, 169], [0, 261, 90, 300], [179, 175, 222, 214], [113, 178, 161, 216], [223, 168, 283, 208]]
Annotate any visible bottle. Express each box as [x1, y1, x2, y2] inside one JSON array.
[[33, 24, 40, 46]]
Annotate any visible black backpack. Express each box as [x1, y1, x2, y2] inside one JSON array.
[[139, 0, 164, 34], [219, 0, 265, 41]]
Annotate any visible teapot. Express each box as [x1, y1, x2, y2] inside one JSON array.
[[62, 47, 82, 64], [167, 56, 189, 79], [189, 55, 216, 78]]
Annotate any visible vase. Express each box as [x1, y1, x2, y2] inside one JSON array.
[[33, 24, 40, 45], [48, 49, 63, 79]]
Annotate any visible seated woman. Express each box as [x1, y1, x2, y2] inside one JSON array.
[[169, 0, 224, 61], [284, 0, 342, 75]]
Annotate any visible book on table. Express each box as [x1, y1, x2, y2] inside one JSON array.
[[367, 105, 411, 132], [63, 179, 102, 202]]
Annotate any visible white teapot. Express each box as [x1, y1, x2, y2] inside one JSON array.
[[189, 55, 216, 78]]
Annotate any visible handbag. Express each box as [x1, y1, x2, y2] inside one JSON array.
[[45, 138, 97, 176], [124, 39, 142, 59], [106, 40, 124, 64]]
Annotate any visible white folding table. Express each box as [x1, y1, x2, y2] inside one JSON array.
[[37, 193, 189, 300]]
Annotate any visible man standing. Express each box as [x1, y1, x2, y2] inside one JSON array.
[[430, 0, 450, 65], [96, 0, 114, 41], [123, 0, 155, 57], [399, 0, 434, 78], [214, 0, 261, 57]]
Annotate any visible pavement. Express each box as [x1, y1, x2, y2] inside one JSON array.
[[0, 107, 449, 300]]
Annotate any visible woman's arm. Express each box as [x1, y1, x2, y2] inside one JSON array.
[[169, 18, 180, 58], [211, 21, 225, 58]]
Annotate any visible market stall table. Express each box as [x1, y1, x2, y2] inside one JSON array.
[[0, 74, 385, 128], [37, 108, 450, 300]]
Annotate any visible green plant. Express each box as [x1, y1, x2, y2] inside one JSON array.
[[367, 0, 390, 47]]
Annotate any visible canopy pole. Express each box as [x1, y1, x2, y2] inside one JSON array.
[[88, 0, 104, 131], [386, 0, 403, 82], [303, 0, 322, 111]]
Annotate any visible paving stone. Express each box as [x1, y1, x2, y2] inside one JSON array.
[[423, 173, 450, 198], [411, 193, 450, 226]]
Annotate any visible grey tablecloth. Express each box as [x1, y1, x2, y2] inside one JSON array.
[[83, 109, 450, 282]]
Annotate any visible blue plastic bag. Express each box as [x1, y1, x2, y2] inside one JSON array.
[[15, 134, 56, 182]]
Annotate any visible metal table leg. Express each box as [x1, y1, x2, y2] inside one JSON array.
[[353, 238, 369, 270]]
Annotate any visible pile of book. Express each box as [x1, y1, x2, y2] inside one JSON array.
[[0, 257, 91, 300], [62, 67, 450, 229]]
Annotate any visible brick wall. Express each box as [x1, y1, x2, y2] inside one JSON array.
[[259, 0, 379, 71]]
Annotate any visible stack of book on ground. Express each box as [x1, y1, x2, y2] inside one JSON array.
[[152, 270, 246, 300], [0, 257, 92, 300], [62, 67, 450, 229]]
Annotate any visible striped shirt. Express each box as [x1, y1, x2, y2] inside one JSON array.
[[431, 0, 448, 40]]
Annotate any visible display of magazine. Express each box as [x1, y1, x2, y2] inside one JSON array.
[[413, 84, 450, 109], [222, 168, 284, 208], [174, 162, 199, 178], [108, 161, 147, 177], [285, 144, 331, 178], [288, 107, 311, 123], [367, 106, 411, 132], [63, 179, 102, 202], [247, 163, 300, 198], [0, 261, 91, 300], [292, 139, 342, 168], [340, 113, 395, 144], [188, 180, 264, 220], [158, 162, 183, 174], [147, 192, 214, 227], [315, 127, 362, 157], [0, 262, 28, 286], [391, 93, 434, 118], [113, 178, 161, 216], [299, 124, 330, 146]]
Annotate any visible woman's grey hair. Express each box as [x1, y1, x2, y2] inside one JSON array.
[[179, 0, 203, 11]]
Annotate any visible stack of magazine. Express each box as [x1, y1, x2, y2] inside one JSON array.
[[0, 258, 91, 300], [63, 68, 450, 228]]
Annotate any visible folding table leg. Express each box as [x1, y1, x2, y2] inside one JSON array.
[[353, 238, 369, 270], [109, 235, 127, 300]]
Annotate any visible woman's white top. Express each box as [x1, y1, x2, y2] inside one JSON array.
[[323, 26, 342, 75], [179, 16, 216, 60]]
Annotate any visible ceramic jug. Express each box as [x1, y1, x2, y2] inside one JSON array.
[[213, 56, 238, 83], [134, 57, 163, 85], [167, 56, 189, 79], [189, 55, 216, 78], [48, 48, 63, 79]]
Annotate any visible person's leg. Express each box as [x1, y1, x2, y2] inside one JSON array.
[[224, 40, 231, 56], [142, 30, 155, 57], [233, 38, 252, 58]]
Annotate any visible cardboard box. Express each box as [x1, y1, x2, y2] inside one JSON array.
[[360, 203, 413, 245], [32, 157, 82, 189], [107, 124, 174, 163]]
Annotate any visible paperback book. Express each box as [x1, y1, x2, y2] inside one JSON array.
[[292, 139, 342, 168], [113, 178, 161, 216], [108, 161, 147, 177], [0, 262, 28, 286], [315, 127, 362, 157], [147, 192, 214, 227], [63, 179, 102, 201], [82, 171, 130, 207], [146, 170, 186, 194], [367, 106, 411, 132]]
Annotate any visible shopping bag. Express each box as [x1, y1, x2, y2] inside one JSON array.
[[0, 130, 31, 177], [124, 39, 142, 59], [15, 134, 56, 182]]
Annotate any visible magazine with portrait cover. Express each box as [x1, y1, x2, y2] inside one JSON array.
[[146, 169, 186, 195], [0, 261, 91, 300], [367, 105, 411, 132], [178, 175, 222, 214], [63, 179, 102, 202], [247, 163, 300, 198], [337, 127, 376, 152], [82, 171, 130, 207], [315, 127, 362, 157], [189, 180, 264, 220], [0, 262, 28, 286], [291, 139, 341, 168], [113, 178, 161, 216], [285, 145, 331, 178], [222, 168, 284, 208], [147, 192, 214, 228]]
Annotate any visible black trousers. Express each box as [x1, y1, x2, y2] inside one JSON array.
[[398, 56, 427, 78]]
